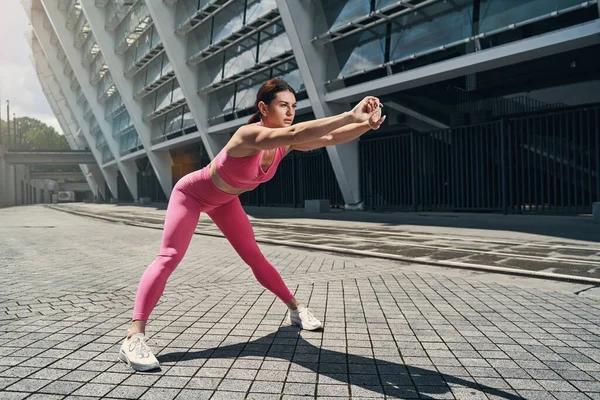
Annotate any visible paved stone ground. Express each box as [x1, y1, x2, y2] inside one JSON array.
[[49, 203, 600, 281], [1, 205, 600, 399]]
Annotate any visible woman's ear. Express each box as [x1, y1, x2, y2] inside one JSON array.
[[258, 101, 268, 116]]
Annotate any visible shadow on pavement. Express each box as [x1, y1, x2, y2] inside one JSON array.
[[157, 327, 521, 399]]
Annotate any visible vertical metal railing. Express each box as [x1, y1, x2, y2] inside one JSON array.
[[361, 121, 504, 212], [262, 155, 295, 206], [360, 133, 413, 210], [507, 105, 599, 214], [360, 104, 599, 214]]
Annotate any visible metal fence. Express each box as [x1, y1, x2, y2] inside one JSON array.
[[507, 106, 599, 213], [361, 104, 600, 214]]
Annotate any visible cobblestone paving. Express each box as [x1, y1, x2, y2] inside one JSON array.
[[1, 205, 600, 399], [49, 204, 600, 280]]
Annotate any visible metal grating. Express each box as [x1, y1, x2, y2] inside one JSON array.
[[133, 71, 176, 99], [125, 45, 164, 77], [175, 0, 235, 35], [144, 99, 187, 121]]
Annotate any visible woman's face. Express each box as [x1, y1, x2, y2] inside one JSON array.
[[260, 90, 296, 128]]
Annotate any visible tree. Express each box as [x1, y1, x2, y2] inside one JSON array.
[[1, 116, 80, 173], [1, 116, 69, 150]]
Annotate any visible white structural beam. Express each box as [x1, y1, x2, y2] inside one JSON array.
[[29, 10, 117, 198], [145, 1, 228, 160], [32, 49, 104, 198], [81, 2, 174, 199], [277, 0, 363, 209], [40, 0, 139, 200], [326, 20, 600, 103]]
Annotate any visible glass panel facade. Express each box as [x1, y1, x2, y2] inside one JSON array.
[[336, 26, 386, 78], [74, 17, 91, 48], [181, 107, 196, 130], [146, 79, 185, 116], [119, 127, 140, 155], [115, 1, 151, 51], [105, 0, 133, 28], [323, 0, 370, 31], [125, 25, 161, 72], [235, 85, 260, 111], [152, 105, 194, 144], [154, 81, 174, 113], [257, 24, 290, 62], [189, 21, 212, 57], [91, 57, 109, 83], [102, 145, 113, 164], [171, 83, 185, 103], [376, 0, 402, 10], [325, 0, 590, 81], [165, 108, 184, 135], [389, 1, 473, 61], [203, 22, 290, 89], [210, 62, 305, 120], [221, 39, 258, 81], [105, 92, 124, 119], [188, 0, 279, 60], [176, 0, 215, 28], [134, 53, 174, 95], [279, 68, 305, 93], [479, 0, 587, 33], [244, 0, 277, 25], [82, 37, 101, 65], [98, 73, 116, 100], [112, 111, 131, 137], [213, 1, 245, 44]]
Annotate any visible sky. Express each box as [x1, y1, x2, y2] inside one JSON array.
[[0, 0, 62, 134]]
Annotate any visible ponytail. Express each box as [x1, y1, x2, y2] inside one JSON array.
[[247, 110, 261, 124]]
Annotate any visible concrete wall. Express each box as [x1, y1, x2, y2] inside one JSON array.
[[0, 156, 60, 208]]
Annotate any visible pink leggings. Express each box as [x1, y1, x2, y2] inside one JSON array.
[[132, 166, 294, 321]]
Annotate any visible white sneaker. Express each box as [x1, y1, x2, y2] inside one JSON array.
[[289, 306, 323, 330], [118, 333, 160, 371]]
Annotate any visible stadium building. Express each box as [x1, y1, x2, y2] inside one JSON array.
[[14, 0, 600, 214]]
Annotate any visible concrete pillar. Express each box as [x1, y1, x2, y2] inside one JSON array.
[[81, 2, 174, 199], [0, 157, 15, 207], [277, 0, 362, 209], [145, 1, 228, 159], [15, 166, 27, 206], [39, 0, 139, 200], [29, 6, 118, 198]]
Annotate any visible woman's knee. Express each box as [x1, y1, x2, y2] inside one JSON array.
[[237, 244, 265, 265], [155, 248, 184, 271]]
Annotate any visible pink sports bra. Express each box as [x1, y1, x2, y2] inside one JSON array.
[[213, 123, 286, 189]]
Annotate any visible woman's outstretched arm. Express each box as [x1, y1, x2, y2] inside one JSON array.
[[234, 96, 381, 150], [291, 107, 386, 152]]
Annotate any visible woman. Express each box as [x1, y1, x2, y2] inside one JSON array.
[[119, 78, 386, 371]]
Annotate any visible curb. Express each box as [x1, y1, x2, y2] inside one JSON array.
[[46, 205, 600, 287]]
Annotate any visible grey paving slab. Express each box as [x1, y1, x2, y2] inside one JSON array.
[[49, 203, 600, 281], [1, 205, 600, 400]]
